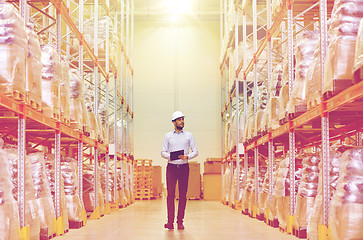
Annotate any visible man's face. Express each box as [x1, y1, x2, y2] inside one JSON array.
[[173, 117, 184, 130]]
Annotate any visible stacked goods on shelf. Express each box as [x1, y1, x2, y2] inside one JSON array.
[[28, 152, 56, 239], [354, 19, 363, 73], [60, 60, 70, 123], [244, 89, 254, 139], [84, 84, 99, 139], [0, 148, 21, 240], [241, 167, 255, 214], [249, 165, 267, 217], [83, 164, 105, 215], [60, 157, 86, 227], [69, 69, 86, 130], [278, 53, 293, 122], [328, 147, 363, 240], [222, 164, 232, 204], [0, 2, 26, 100], [287, 31, 319, 116], [98, 103, 108, 143], [265, 160, 281, 226], [323, 0, 363, 96], [274, 156, 289, 229], [117, 168, 127, 206], [230, 105, 244, 148], [26, 23, 42, 108], [133, 159, 153, 200], [41, 45, 61, 118], [255, 84, 268, 135], [100, 163, 116, 203], [224, 116, 232, 152], [258, 169, 271, 220], [230, 166, 237, 205], [5, 146, 40, 239], [294, 154, 320, 235], [262, 63, 282, 131], [152, 166, 162, 199], [307, 146, 343, 240], [44, 153, 69, 232]]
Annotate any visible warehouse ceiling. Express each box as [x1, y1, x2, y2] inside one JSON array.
[[134, 0, 220, 21]]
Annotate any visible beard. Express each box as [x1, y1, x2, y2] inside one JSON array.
[[176, 125, 183, 130]]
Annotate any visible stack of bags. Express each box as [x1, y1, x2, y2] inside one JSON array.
[[307, 146, 344, 240], [69, 69, 87, 130], [329, 147, 363, 240], [83, 164, 105, 215], [295, 154, 320, 232], [0, 148, 21, 240], [0, 2, 27, 96], [323, 0, 363, 93], [28, 152, 56, 239], [26, 23, 42, 106], [60, 60, 70, 121], [44, 153, 69, 232], [60, 157, 85, 224], [288, 32, 319, 115], [241, 167, 255, 214], [41, 45, 61, 116], [6, 146, 40, 239]]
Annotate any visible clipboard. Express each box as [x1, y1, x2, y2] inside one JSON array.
[[170, 150, 184, 161]]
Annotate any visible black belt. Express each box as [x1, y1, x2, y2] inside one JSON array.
[[168, 163, 188, 168]]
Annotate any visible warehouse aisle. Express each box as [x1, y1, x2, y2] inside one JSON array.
[[61, 199, 296, 240]]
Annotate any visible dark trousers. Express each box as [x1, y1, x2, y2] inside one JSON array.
[[166, 163, 189, 224]]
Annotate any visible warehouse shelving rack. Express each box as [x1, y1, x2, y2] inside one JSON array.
[[221, 0, 362, 238], [1, 0, 134, 236]]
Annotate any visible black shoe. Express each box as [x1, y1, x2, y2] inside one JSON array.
[[164, 223, 174, 230], [177, 223, 185, 230]]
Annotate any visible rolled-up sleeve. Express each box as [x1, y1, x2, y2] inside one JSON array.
[[161, 134, 170, 160], [187, 134, 198, 160]]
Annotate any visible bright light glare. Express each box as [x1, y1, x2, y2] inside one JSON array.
[[168, 0, 193, 14]]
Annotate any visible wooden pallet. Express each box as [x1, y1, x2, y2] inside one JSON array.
[[323, 79, 354, 100], [61, 115, 70, 126], [42, 107, 60, 121], [293, 227, 307, 239], [26, 98, 42, 112], [69, 221, 84, 229], [307, 97, 321, 110], [70, 121, 83, 131], [279, 226, 287, 234], [268, 218, 279, 228], [3, 89, 26, 102]]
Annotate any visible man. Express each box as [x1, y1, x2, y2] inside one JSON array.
[[161, 111, 198, 230]]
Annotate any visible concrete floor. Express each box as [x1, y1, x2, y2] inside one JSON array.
[[60, 199, 297, 240]]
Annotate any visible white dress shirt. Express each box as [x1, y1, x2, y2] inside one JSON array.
[[161, 130, 198, 165]]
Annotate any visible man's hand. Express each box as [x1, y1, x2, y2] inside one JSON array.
[[178, 155, 188, 160]]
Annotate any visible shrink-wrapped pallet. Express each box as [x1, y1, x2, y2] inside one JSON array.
[[0, 148, 20, 240], [328, 147, 363, 240], [230, 107, 244, 148], [26, 23, 42, 105], [60, 157, 85, 223], [84, 84, 98, 138], [60, 60, 70, 121], [241, 167, 255, 212], [288, 32, 319, 114], [28, 152, 56, 239], [222, 164, 232, 203], [69, 69, 85, 130], [41, 45, 61, 115], [354, 18, 363, 71], [258, 170, 270, 217], [255, 84, 268, 134], [83, 164, 105, 215], [44, 154, 69, 232], [274, 156, 290, 228], [5, 147, 40, 240], [295, 154, 320, 231], [323, 0, 363, 94], [305, 46, 322, 108], [100, 163, 115, 203], [266, 161, 281, 222], [307, 146, 344, 240], [0, 2, 27, 96], [249, 166, 267, 215], [98, 103, 107, 143]]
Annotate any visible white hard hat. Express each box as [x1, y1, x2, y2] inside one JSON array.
[[172, 111, 185, 121]]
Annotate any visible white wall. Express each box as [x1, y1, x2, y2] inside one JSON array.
[[134, 18, 221, 184]]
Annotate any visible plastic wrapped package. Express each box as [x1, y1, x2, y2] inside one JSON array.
[[41, 45, 61, 115], [230, 107, 244, 148], [98, 103, 107, 143], [237, 165, 247, 202], [254, 84, 268, 135], [258, 171, 270, 216], [60, 157, 85, 223], [288, 32, 319, 114], [223, 164, 231, 203], [69, 69, 84, 129], [305, 46, 322, 107], [354, 18, 363, 71], [295, 154, 320, 231], [28, 152, 56, 238], [245, 95, 255, 139], [26, 23, 42, 105], [241, 167, 255, 212], [83, 164, 105, 215], [0, 2, 27, 96], [249, 166, 267, 215], [323, 36, 357, 93], [0, 148, 21, 240], [5, 146, 40, 240], [328, 147, 363, 240], [100, 163, 115, 203], [60, 60, 70, 121], [230, 166, 237, 205], [44, 154, 69, 232], [84, 84, 98, 138], [307, 146, 345, 240]]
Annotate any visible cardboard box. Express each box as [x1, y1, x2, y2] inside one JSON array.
[[204, 161, 221, 174], [176, 162, 201, 199], [203, 173, 222, 201], [152, 166, 162, 198]]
